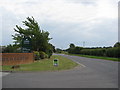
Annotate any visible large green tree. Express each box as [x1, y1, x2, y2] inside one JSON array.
[[12, 17, 53, 54]]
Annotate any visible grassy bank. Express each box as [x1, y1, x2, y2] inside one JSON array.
[[2, 55, 78, 72], [67, 54, 119, 61]]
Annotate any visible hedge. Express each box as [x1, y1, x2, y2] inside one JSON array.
[[68, 47, 120, 58]]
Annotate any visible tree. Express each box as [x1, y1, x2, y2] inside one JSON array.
[[74, 47, 83, 54], [12, 16, 54, 57], [114, 42, 120, 47], [69, 43, 75, 48], [67, 43, 75, 54], [2, 44, 21, 53], [56, 48, 62, 53]]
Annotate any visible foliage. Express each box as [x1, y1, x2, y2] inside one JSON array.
[[12, 16, 54, 58], [45, 43, 54, 58], [46, 50, 52, 58], [55, 48, 62, 53], [2, 44, 21, 53], [69, 43, 75, 48], [67, 42, 120, 58], [114, 42, 120, 47], [33, 51, 49, 60], [33, 51, 40, 60], [80, 49, 105, 56], [67, 44, 75, 54], [39, 51, 47, 59], [106, 47, 120, 58], [73, 47, 83, 54], [67, 44, 83, 54]]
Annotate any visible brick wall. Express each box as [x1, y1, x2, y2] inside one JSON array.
[[0, 53, 34, 65]]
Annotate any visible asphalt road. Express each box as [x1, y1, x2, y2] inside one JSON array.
[[2, 54, 118, 88]]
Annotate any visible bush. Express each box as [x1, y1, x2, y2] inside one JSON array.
[[45, 54, 48, 58], [73, 47, 83, 54], [46, 50, 53, 58], [55, 48, 62, 53], [68, 46, 83, 54], [39, 51, 47, 59], [80, 47, 120, 58], [33, 51, 40, 60], [3, 44, 21, 53], [67, 43, 120, 58], [106, 47, 120, 58], [80, 48, 106, 56]]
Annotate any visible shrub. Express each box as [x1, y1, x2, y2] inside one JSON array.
[[46, 50, 53, 58], [80, 48, 106, 56], [74, 47, 83, 54], [33, 51, 40, 60], [80, 47, 120, 58], [106, 47, 120, 58], [55, 48, 62, 53], [45, 54, 48, 58], [39, 51, 47, 59]]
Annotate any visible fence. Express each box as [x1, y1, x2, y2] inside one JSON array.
[[0, 53, 34, 65]]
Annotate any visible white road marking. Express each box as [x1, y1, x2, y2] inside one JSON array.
[[76, 62, 86, 67]]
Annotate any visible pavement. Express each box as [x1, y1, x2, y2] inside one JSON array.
[[0, 72, 10, 89], [2, 54, 119, 88]]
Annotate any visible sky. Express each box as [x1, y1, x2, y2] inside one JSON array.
[[0, 0, 119, 49]]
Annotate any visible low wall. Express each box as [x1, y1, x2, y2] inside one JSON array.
[[0, 53, 34, 65]]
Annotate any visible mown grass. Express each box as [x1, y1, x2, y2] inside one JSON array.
[[2, 55, 78, 71], [67, 54, 119, 61]]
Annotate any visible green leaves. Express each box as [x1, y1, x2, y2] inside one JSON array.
[[114, 42, 120, 47], [12, 16, 54, 57]]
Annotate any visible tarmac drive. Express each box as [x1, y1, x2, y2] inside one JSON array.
[[2, 54, 118, 88]]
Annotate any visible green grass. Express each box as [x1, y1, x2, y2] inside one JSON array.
[[67, 54, 119, 61], [2, 55, 78, 72]]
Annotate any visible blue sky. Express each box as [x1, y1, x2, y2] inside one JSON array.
[[0, 0, 118, 49]]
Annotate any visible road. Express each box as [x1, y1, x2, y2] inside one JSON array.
[[2, 54, 118, 88]]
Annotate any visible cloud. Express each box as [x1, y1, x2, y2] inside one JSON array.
[[41, 17, 117, 48], [0, 0, 118, 48], [1, 0, 118, 22], [1, 7, 20, 45]]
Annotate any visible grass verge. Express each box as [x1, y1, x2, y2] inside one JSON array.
[[67, 54, 119, 61], [2, 55, 78, 72]]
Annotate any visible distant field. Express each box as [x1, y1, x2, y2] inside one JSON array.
[[68, 54, 119, 61], [2, 55, 78, 72]]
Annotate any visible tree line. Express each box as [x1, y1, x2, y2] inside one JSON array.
[[65, 42, 120, 58]]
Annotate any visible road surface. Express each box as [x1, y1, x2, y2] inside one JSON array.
[[2, 54, 118, 88]]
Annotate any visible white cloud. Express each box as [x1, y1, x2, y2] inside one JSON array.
[[0, 0, 118, 48], [96, 0, 118, 19], [1, 0, 118, 22]]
